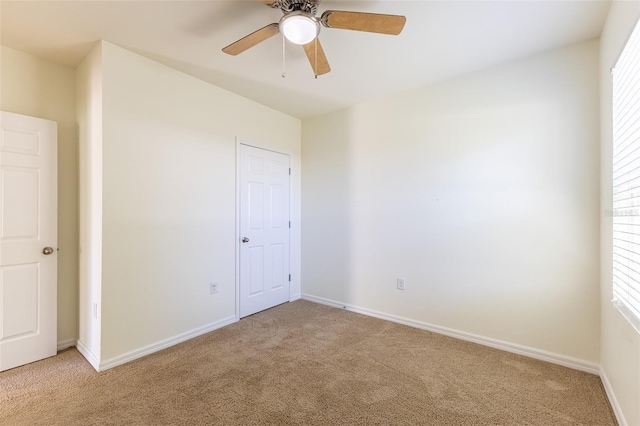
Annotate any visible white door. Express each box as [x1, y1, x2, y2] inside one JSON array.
[[239, 144, 290, 318], [0, 111, 57, 372]]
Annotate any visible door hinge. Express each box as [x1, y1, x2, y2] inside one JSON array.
[[289, 168, 291, 175], [289, 221, 291, 228], [289, 274, 291, 282]]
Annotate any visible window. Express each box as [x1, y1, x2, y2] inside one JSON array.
[[612, 17, 640, 333]]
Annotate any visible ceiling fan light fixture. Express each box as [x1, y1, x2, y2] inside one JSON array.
[[279, 12, 319, 45]]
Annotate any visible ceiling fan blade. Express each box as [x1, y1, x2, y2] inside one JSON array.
[[303, 38, 331, 76], [321, 11, 406, 35], [222, 23, 279, 56]]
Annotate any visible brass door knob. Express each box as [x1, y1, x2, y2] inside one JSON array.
[[42, 247, 54, 255]]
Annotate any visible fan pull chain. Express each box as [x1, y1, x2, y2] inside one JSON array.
[[314, 37, 318, 79], [282, 36, 286, 78]]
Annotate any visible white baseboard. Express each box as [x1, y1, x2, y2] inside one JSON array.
[[302, 294, 600, 375], [97, 315, 237, 371], [76, 339, 100, 371], [600, 368, 627, 426], [57, 338, 76, 351], [290, 293, 302, 302]]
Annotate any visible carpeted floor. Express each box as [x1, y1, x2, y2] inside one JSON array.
[[0, 300, 615, 425]]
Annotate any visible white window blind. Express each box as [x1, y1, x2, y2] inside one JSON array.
[[612, 16, 640, 333]]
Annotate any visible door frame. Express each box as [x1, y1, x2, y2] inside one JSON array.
[[235, 138, 294, 320]]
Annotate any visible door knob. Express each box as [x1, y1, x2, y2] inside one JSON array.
[[42, 247, 54, 255], [242, 237, 249, 243]]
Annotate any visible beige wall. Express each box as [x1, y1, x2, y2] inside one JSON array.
[[599, 1, 640, 424], [302, 40, 601, 366], [0, 45, 79, 347], [76, 43, 103, 362], [96, 42, 301, 363]]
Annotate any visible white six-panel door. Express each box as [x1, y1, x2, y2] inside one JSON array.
[[0, 111, 57, 372], [239, 144, 290, 318]]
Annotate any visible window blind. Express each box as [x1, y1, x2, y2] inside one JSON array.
[[612, 16, 640, 333]]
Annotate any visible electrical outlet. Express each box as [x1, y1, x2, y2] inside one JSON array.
[[397, 278, 405, 291], [210, 282, 218, 294]]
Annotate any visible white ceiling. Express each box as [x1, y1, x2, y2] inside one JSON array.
[[1, 0, 610, 119]]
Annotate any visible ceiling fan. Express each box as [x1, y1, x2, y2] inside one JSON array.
[[222, 0, 407, 77]]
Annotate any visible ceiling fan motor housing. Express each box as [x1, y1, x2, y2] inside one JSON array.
[[279, 0, 318, 16]]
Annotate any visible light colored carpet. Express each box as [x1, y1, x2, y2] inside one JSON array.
[[0, 300, 615, 425]]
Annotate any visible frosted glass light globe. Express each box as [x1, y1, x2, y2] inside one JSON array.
[[280, 12, 319, 45]]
